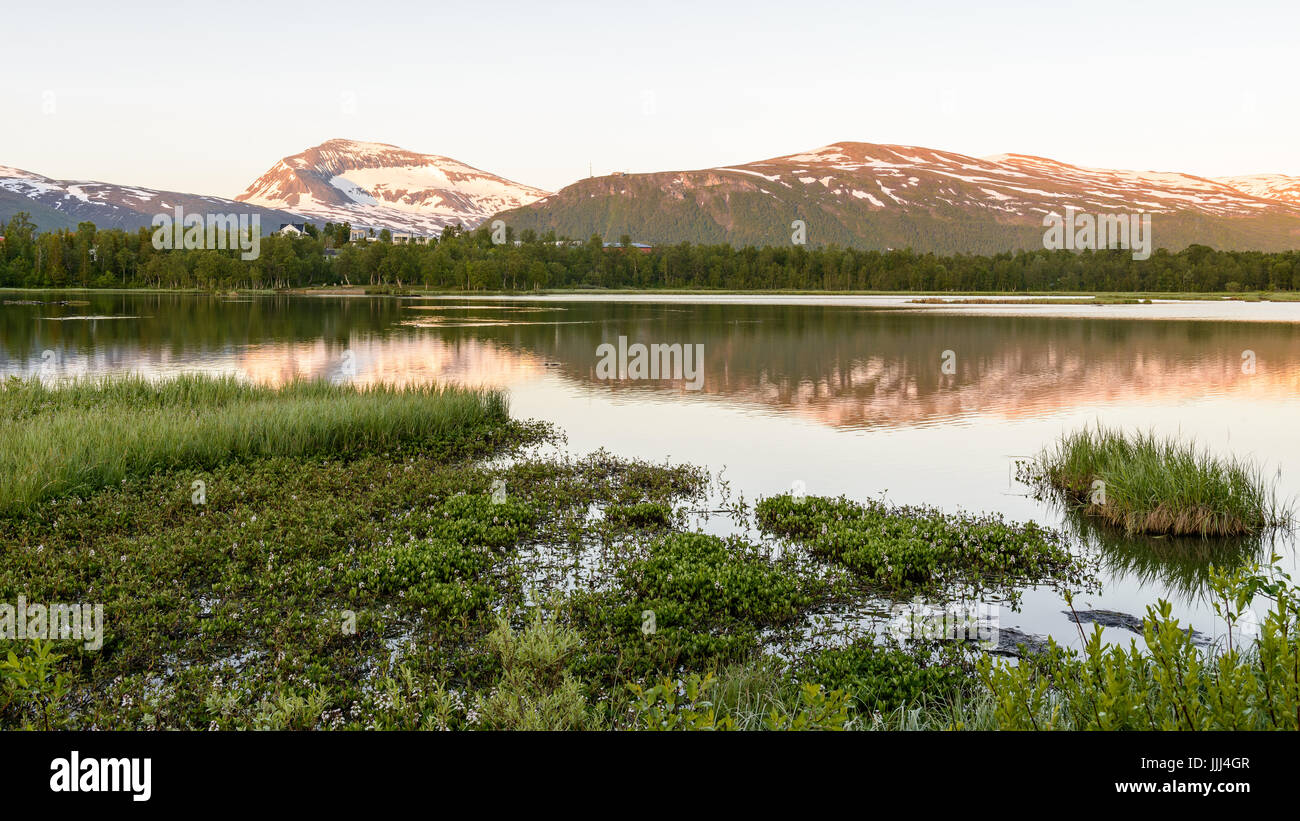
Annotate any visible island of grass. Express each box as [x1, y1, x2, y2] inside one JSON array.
[[1022, 426, 1294, 537]]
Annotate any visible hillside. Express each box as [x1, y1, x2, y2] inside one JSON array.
[[494, 143, 1300, 252]]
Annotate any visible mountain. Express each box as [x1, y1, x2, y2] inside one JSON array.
[[234, 139, 549, 234], [494, 142, 1300, 253], [1215, 174, 1300, 207], [0, 165, 307, 233]]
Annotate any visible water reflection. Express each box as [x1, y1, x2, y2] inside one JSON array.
[[5, 295, 1299, 434], [1059, 510, 1274, 602]]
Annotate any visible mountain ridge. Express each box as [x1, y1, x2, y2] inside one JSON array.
[[6, 139, 1300, 252], [0, 166, 308, 234], [494, 141, 1300, 253]]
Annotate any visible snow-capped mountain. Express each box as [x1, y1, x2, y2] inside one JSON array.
[[496, 142, 1300, 252], [6, 140, 1300, 252], [0, 165, 307, 233], [235, 139, 549, 234], [727, 143, 1296, 217], [1215, 174, 1300, 207]]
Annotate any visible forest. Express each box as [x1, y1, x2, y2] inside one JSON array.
[[2, 212, 1298, 293]]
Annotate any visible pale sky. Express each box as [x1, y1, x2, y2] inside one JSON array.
[[2, 0, 1295, 198]]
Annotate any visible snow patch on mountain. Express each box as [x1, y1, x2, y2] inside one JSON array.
[[235, 138, 549, 234], [1216, 174, 1300, 206]]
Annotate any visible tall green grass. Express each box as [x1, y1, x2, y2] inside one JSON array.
[[1026, 426, 1292, 537], [0, 374, 511, 515]]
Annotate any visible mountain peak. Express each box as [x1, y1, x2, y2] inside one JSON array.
[[236, 140, 549, 233]]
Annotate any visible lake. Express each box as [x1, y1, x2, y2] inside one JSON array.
[[4, 290, 1299, 651]]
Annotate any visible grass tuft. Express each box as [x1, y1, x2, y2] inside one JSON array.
[[0, 374, 511, 515], [1023, 426, 1293, 537]]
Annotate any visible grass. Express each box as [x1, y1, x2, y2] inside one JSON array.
[[0, 374, 514, 515], [1023, 426, 1293, 537]]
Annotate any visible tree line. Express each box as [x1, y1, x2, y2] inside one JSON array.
[[2, 212, 1298, 293]]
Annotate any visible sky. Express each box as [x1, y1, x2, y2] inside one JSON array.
[[1, 0, 1296, 198]]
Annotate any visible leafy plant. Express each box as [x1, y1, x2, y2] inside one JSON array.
[[628, 672, 735, 730], [475, 610, 592, 730], [979, 557, 1300, 730], [801, 640, 972, 714], [1, 640, 72, 730]]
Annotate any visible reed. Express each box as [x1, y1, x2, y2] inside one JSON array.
[[0, 374, 511, 514], [1025, 426, 1292, 537]]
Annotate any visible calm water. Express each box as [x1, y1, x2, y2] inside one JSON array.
[[5, 291, 1299, 650]]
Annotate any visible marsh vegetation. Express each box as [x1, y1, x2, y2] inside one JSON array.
[[1, 378, 1297, 730], [1021, 426, 1294, 537]]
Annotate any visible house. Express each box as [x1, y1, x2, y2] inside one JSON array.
[[274, 223, 312, 237], [602, 241, 653, 253], [391, 232, 431, 245], [349, 228, 370, 242]]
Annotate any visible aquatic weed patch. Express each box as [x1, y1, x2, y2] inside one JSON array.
[[603, 501, 674, 531], [0, 452, 558, 729], [798, 640, 973, 714], [0, 430, 720, 729], [568, 532, 826, 681], [755, 494, 1089, 596]]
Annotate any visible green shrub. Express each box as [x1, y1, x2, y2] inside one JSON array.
[[476, 611, 592, 730], [0, 641, 73, 730], [979, 559, 1300, 729]]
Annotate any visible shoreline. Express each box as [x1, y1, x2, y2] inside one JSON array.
[[5, 285, 1300, 302]]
